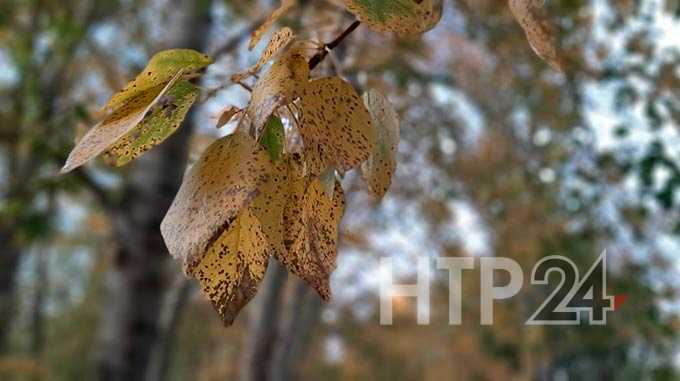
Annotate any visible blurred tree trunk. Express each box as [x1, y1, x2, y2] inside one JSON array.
[[145, 276, 193, 381], [0, 230, 21, 354], [239, 261, 289, 381], [31, 196, 54, 361], [239, 263, 324, 381], [30, 247, 48, 359], [269, 281, 323, 381], [93, 1, 213, 380]]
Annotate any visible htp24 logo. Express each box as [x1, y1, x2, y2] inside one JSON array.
[[526, 251, 617, 325], [379, 251, 626, 326]]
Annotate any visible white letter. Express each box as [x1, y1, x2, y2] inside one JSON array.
[[480, 257, 523, 325], [436, 257, 475, 325], [380, 257, 430, 325]]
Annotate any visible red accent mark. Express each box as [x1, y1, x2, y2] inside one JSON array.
[[613, 294, 628, 310]]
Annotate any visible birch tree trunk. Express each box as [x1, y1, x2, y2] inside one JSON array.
[[269, 281, 323, 381], [239, 265, 325, 381], [239, 261, 289, 381], [93, 1, 213, 380], [145, 276, 193, 381]]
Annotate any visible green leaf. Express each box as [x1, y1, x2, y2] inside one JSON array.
[[104, 49, 212, 112], [344, 0, 443, 36], [261, 115, 285, 162], [103, 81, 200, 167], [348, 0, 414, 22]]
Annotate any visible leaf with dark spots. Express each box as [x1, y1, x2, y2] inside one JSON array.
[[161, 132, 273, 271]]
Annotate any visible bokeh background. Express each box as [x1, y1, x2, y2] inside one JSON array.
[[1, 0, 680, 380]]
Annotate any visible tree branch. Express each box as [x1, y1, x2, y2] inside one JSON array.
[[308, 20, 361, 70]]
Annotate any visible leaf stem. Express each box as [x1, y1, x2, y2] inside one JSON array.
[[308, 20, 361, 70]]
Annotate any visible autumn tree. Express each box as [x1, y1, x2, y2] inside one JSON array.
[[2, 0, 679, 380]]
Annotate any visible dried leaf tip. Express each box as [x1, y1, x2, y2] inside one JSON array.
[[509, 0, 566, 72]]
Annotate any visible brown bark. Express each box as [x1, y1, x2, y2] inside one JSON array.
[[239, 260, 289, 381], [145, 275, 193, 381], [238, 265, 325, 381], [93, 2, 213, 380], [0, 229, 21, 354], [30, 247, 48, 359], [269, 281, 323, 381]]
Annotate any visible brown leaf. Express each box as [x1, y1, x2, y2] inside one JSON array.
[[245, 44, 309, 133], [191, 208, 269, 325], [216, 106, 242, 129], [253, 27, 296, 72], [280, 177, 345, 299], [249, 0, 297, 51], [230, 27, 296, 86], [344, 0, 443, 36], [160, 132, 273, 270], [509, 0, 566, 71], [298, 76, 377, 176], [360, 90, 400, 198], [250, 159, 289, 259]]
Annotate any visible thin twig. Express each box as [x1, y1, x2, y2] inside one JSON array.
[[237, 81, 253, 92], [308, 20, 361, 70], [286, 104, 300, 127], [200, 83, 231, 101]]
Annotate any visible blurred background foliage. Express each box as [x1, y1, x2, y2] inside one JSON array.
[[1, 0, 679, 380]]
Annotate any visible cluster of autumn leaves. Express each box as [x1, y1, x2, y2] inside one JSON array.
[[61, 0, 566, 324]]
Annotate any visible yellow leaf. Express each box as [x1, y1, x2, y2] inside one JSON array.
[[104, 49, 212, 112], [250, 159, 290, 259], [253, 27, 296, 72], [344, 0, 443, 36], [191, 208, 269, 325], [509, 0, 566, 72], [60, 71, 183, 173], [103, 80, 200, 167], [252, 154, 315, 257], [245, 44, 309, 133], [231, 28, 296, 83], [360, 89, 400, 198], [298, 76, 377, 176], [249, 0, 297, 51], [160, 132, 273, 270], [280, 178, 345, 300]]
